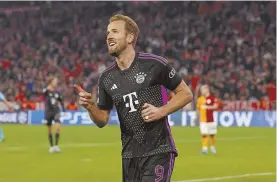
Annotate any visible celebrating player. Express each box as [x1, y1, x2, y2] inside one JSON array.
[[75, 14, 193, 182], [196, 85, 218, 154], [43, 77, 65, 153]]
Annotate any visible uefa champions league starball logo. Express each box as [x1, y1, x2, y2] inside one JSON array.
[[135, 72, 147, 84], [18, 112, 27, 124]]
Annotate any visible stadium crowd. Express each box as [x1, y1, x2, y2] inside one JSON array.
[[0, 1, 276, 110]]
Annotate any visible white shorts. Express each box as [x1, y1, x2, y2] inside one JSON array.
[[200, 122, 217, 135]]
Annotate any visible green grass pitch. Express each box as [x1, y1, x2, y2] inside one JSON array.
[[0, 125, 275, 182]]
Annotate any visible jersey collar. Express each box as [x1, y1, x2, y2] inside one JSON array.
[[116, 52, 139, 73]]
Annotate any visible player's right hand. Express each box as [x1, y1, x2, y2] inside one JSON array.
[[74, 85, 95, 110]]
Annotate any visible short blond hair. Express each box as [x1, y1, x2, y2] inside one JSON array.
[[201, 84, 209, 90], [109, 14, 139, 47], [46, 76, 56, 85]]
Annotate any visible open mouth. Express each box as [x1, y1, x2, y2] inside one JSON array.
[[109, 42, 116, 47]]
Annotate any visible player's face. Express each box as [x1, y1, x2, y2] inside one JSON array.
[[200, 86, 209, 96], [51, 78, 58, 88], [106, 20, 128, 57]]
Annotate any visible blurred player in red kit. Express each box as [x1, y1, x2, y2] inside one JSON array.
[[196, 85, 218, 154]]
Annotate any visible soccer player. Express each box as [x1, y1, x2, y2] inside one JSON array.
[[0, 91, 14, 112], [75, 14, 193, 182], [0, 91, 14, 142], [43, 77, 65, 153], [196, 85, 218, 154]]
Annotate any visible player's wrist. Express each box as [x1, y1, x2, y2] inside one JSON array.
[[159, 106, 168, 118], [86, 103, 96, 112], [90, 99, 96, 105]]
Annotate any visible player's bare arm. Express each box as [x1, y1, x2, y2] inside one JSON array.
[[74, 85, 110, 128], [201, 103, 218, 110], [142, 80, 193, 122], [59, 98, 65, 111], [3, 99, 14, 112]]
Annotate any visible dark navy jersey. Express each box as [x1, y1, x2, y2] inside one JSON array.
[[43, 88, 63, 113], [97, 52, 182, 158]]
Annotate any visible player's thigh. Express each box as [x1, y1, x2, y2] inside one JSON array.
[[207, 122, 217, 135], [54, 112, 61, 123], [122, 158, 140, 182], [200, 123, 208, 135], [141, 153, 175, 182]]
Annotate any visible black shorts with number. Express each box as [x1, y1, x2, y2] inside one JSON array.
[[45, 111, 61, 126], [122, 152, 176, 182]]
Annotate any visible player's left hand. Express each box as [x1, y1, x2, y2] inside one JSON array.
[[141, 103, 165, 122]]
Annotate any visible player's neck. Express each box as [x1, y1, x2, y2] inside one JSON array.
[[47, 86, 55, 92], [116, 47, 136, 70]]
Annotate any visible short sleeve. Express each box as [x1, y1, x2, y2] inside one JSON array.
[[97, 75, 113, 110], [58, 93, 63, 101], [158, 62, 183, 91], [213, 97, 217, 105], [43, 88, 48, 96]]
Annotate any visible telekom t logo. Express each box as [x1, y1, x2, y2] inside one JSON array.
[[123, 92, 139, 113]]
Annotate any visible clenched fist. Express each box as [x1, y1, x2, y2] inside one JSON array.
[[74, 85, 95, 110]]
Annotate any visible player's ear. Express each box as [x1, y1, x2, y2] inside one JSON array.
[[127, 33, 134, 45]]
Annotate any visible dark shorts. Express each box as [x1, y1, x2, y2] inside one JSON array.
[[45, 112, 61, 126], [122, 152, 176, 182]]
